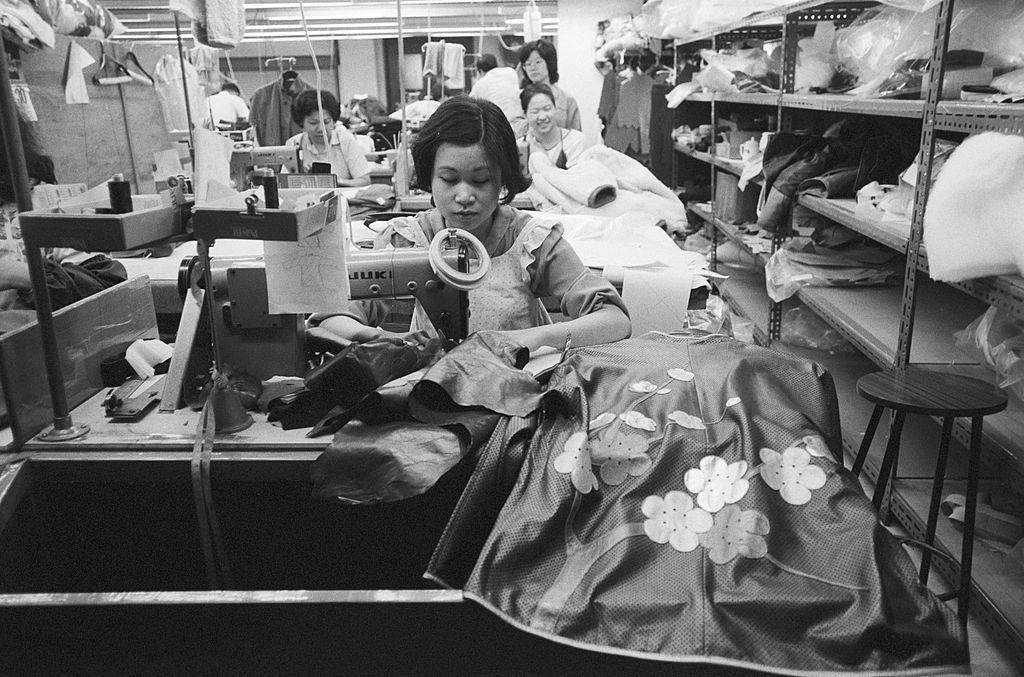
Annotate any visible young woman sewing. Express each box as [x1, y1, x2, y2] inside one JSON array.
[[520, 83, 588, 174], [286, 90, 371, 187], [311, 96, 631, 354]]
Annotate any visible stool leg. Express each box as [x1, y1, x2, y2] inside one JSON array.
[[852, 404, 884, 476], [920, 417, 954, 586], [958, 417, 984, 625], [872, 409, 906, 519]]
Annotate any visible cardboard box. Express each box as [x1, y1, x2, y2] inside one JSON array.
[[937, 66, 993, 99], [714, 170, 759, 225], [192, 188, 343, 241], [19, 194, 181, 251]]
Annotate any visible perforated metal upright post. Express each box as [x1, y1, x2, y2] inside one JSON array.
[[707, 35, 719, 271], [767, 13, 800, 343], [0, 36, 89, 442], [896, 0, 955, 372]]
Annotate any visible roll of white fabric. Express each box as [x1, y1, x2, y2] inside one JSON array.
[[923, 131, 1024, 281]]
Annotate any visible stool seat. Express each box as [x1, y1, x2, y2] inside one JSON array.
[[851, 366, 1007, 626], [856, 369, 1008, 418]]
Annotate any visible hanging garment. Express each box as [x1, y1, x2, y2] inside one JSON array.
[[422, 42, 444, 78], [597, 67, 619, 137], [154, 54, 207, 133], [248, 74, 312, 146], [92, 44, 131, 85], [443, 43, 466, 90], [604, 70, 653, 156], [172, 0, 245, 49]]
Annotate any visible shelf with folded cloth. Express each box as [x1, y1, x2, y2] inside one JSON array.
[[797, 195, 912, 253], [797, 194, 1024, 332]]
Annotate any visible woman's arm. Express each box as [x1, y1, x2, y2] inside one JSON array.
[[336, 130, 373, 187], [501, 305, 630, 354]]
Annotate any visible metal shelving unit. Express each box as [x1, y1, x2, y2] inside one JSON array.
[[666, 0, 1024, 661]]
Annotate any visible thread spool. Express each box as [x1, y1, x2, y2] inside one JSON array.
[[254, 168, 279, 209], [108, 173, 133, 214]]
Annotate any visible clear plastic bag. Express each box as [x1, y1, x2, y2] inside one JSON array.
[[780, 306, 858, 354], [954, 306, 1024, 402]]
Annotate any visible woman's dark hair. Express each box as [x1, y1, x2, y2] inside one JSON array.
[[220, 82, 241, 95], [411, 96, 530, 203], [518, 39, 559, 84], [0, 114, 55, 203], [520, 82, 556, 113], [291, 89, 341, 126]]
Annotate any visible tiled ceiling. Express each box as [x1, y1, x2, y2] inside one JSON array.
[[102, 0, 560, 43]]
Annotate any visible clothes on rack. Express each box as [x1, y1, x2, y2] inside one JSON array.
[[249, 74, 312, 146], [443, 43, 466, 90], [602, 67, 653, 158]]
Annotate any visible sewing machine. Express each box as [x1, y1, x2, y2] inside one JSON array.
[[198, 245, 471, 380], [229, 145, 301, 189]]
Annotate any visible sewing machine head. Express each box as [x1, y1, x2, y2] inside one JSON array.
[[201, 243, 471, 380]]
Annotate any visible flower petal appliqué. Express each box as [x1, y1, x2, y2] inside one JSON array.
[[668, 410, 705, 430]]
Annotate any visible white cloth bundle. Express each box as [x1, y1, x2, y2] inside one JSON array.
[[923, 132, 1024, 281], [527, 146, 688, 233]]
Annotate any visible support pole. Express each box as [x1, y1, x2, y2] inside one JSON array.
[[0, 35, 87, 441]]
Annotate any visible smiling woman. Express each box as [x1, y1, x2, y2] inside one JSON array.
[[520, 82, 587, 173]]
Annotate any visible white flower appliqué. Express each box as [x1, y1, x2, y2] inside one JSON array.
[[619, 410, 657, 431], [667, 410, 705, 430], [667, 368, 695, 382], [683, 455, 749, 513], [699, 504, 770, 564], [628, 380, 659, 393], [553, 431, 599, 494], [802, 435, 831, 458], [759, 445, 827, 505], [641, 491, 713, 552], [591, 428, 652, 486]]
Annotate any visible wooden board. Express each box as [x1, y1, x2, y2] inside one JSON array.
[[0, 277, 158, 447], [17, 35, 178, 193]]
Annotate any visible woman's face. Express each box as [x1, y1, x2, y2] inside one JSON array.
[[525, 93, 556, 137], [522, 50, 550, 85], [301, 111, 335, 146], [431, 142, 501, 236]]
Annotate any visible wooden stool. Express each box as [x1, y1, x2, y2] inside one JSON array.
[[851, 367, 1007, 623]]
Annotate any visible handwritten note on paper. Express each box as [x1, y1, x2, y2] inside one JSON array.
[[263, 193, 351, 314]]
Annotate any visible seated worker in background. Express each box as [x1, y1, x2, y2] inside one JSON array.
[[470, 53, 525, 136], [311, 96, 631, 354], [518, 39, 582, 132], [519, 83, 588, 174], [206, 82, 250, 130], [0, 116, 126, 331], [287, 90, 371, 187]]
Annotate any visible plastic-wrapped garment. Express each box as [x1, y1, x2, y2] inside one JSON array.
[[153, 54, 207, 134], [638, 0, 803, 40], [31, 0, 124, 40], [954, 306, 1024, 403], [765, 238, 902, 302], [923, 132, 1024, 282]]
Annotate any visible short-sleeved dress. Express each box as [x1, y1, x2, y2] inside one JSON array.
[[313, 205, 626, 337]]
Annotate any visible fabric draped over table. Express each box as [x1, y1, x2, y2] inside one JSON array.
[[312, 332, 968, 675]]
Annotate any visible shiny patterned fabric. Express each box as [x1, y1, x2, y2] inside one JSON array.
[[427, 333, 968, 675]]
